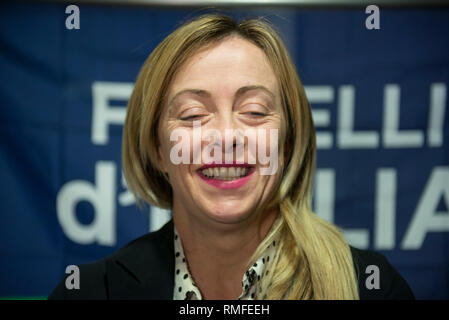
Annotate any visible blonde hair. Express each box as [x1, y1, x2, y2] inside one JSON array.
[[122, 14, 359, 300]]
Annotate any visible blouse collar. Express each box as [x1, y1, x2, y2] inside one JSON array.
[[173, 225, 279, 300]]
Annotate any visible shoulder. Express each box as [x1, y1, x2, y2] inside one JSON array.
[[349, 246, 415, 300], [48, 220, 174, 300]]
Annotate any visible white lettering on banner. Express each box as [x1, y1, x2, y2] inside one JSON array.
[[91, 82, 133, 145], [56, 161, 117, 245], [119, 172, 172, 232], [314, 169, 370, 249], [307, 86, 334, 149], [150, 207, 172, 232], [305, 83, 447, 149], [314, 167, 449, 250], [337, 85, 380, 149], [118, 171, 136, 207], [314, 169, 335, 223], [54, 81, 448, 248], [374, 169, 396, 250], [89, 82, 447, 149], [401, 167, 449, 249], [428, 83, 446, 147], [383, 84, 424, 148]]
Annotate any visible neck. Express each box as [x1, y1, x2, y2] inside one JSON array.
[[173, 203, 278, 299]]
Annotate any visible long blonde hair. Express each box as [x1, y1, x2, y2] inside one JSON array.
[[122, 14, 359, 300]]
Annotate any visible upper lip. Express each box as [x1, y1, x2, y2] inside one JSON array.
[[198, 162, 254, 170]]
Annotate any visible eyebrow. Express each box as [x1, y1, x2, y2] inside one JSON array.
[[167, 89, 211, 109], [167, 85, 276, 110], [235, 85, 276, 100]]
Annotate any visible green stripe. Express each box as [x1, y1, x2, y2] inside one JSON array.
[[0, 296, 47, 300]]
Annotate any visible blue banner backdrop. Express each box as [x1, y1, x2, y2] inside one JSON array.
[[0, 2, 448, 299]]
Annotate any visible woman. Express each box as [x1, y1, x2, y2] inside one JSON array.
[[49, 14, 414, 300]]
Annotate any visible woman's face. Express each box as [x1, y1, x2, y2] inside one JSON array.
[[158, 36, 285, 225]]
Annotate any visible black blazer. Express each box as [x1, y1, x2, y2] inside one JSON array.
[[48, 220, 414, 300]]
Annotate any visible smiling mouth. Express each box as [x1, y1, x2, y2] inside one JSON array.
[[197, 164, 254, 181]]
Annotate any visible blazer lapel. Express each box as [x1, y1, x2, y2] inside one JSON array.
[[106, 220, 175, 299]]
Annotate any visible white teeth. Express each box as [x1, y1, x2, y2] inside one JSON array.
[[220, 167, 226, 176], [200, 167, 251, 180], [236, 167, 241, 176]]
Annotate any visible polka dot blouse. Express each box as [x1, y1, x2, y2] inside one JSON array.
[[173, 227, 279, 300]]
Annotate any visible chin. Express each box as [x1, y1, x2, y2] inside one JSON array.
[[202, 200, 255, 225]]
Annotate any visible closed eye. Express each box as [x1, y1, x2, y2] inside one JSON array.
[[246, 112, 267, 117], [180, 114, 204, 121]]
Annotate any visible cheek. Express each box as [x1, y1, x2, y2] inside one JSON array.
[[161, 126, 199, 170], [254, 122, 283, 176]]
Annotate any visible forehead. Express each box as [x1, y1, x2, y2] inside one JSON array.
[[167, 36, 279, 98]]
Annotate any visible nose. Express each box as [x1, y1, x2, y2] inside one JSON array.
[[212, 112, 245, 164]]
